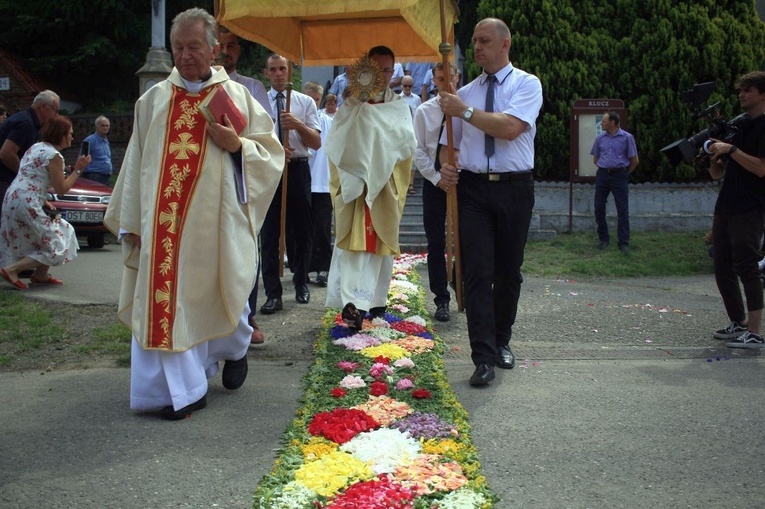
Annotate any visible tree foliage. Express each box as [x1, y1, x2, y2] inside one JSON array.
[[454, 0, 480, 79], [0, 0, 304, 112], [0, 0, 212, 111], [2, 0, 764, 183], [476, 0, 765, 181]]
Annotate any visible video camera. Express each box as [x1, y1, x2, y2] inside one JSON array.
[[660, 82, 740, 166]]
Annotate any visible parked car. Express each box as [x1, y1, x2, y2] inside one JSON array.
[[46, 175, 112, 248]]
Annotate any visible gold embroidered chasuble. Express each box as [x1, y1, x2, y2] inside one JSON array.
[[105, 67, 284, 352], [326, 88, 416, 255]]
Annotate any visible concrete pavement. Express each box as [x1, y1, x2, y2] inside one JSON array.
[[1, 245, 763, 508]]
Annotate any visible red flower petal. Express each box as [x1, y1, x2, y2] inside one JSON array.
[[331, 387, 347, 398], [369, 381, 388, 396]]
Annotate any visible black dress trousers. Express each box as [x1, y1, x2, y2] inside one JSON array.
[[260, 158, 313, 298], [457, 171, 534, 366]]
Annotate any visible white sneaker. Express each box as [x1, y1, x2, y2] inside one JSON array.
[[726, 331, 765, 349]]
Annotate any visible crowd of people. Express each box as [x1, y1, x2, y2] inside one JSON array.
[[0, 87, 115, 286], [2, 7, 764, 419]]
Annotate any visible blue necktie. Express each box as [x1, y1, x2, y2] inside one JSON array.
[[485, 75, 496, 158]]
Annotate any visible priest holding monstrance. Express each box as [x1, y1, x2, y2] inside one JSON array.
[[325, 46, 417, 329], [105, 8, 284, 420]]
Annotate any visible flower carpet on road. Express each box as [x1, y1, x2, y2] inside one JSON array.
[[254, 253, 497, 508]]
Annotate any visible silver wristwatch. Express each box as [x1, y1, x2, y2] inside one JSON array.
[[461, 107, 474, 122]]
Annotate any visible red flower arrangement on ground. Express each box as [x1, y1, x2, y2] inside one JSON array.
[[308, 408, 379, 444]]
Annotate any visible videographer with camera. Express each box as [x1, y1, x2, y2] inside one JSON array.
[[706, 71, 765, 349]]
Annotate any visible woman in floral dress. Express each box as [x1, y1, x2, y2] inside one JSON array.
[[0, 115, 91, 289]]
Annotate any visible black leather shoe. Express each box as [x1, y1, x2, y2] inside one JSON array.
[[434, 303, 450, 322], [619, 244, 629, 254], [260, 297, 283, 314], [222, 354, 248, 390], [315, 271, 328, 287], [342, 302, 364, 330], [598, 240, 609, 250], [369, 306, 387, 319], [469, 363, 495, 386], [296, 285, 310, 304], [497, 345, 515, 369], [161, 394, 207, 420]]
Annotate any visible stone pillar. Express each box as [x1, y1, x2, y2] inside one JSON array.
[[136, 0, 173, 94]]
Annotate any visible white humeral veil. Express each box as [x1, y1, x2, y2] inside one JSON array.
[[324, 88, 415, 312]]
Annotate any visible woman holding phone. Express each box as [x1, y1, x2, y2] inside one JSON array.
[[0, 115, 91, 289]]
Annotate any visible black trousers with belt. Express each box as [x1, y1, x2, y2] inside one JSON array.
[[309, 192, 333, 273], [457, 171, 534, 366], [260, 158, 313, 299], [422, 178, 450, 306]]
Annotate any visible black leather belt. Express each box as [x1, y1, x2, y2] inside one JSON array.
[[599, 166, 627, 174], [461, 170, 533, 182], [290, 157, 309, 163]]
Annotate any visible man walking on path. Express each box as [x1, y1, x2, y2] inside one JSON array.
[[325, 46, 416, 330], [413, 62, 459, 322], [438, 18, 543, 387], [303, 82, 333, 288], [104, 8, 283, 419], [259, 54, 321, 315]]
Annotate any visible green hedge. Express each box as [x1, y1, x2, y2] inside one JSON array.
[[469, 0, 765, 182]]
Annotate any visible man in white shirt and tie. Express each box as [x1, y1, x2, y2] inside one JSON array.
[[438, 18, 543, 387], [259, 54, 321, 315], [413, 62, 459, 323]]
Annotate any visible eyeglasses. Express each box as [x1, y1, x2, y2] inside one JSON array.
[[402, 85, 412, 88]]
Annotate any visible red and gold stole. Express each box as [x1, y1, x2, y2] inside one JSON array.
[[362, 96, 386, 253], [146, 86, 211, 349], [363, 204, 376, 253]]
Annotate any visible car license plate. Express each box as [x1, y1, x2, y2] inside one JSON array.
[[63, 211, 104, 223]]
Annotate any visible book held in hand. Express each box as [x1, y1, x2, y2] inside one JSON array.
[[199, 85, 247, 135]]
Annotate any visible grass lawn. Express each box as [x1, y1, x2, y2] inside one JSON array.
[[523, 230, 713, 278]]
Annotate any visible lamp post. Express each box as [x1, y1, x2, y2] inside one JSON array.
[[136, 0, 173, 94]]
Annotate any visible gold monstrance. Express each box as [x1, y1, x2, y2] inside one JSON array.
[[346, 55, 385, 102]]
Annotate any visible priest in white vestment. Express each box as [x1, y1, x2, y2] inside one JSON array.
[[104, 8, 283, 419], [325, 47, 416, 329]]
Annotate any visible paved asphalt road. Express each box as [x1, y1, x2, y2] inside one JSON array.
[[1, 244, 763, 508]]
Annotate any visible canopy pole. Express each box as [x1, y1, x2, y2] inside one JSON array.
[[278, 63, 293, 278], [439, 0, 463, 312]]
